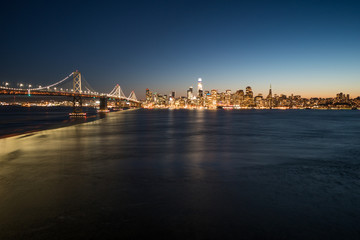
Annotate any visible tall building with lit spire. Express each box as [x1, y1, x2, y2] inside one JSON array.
[[197, 78, 203, 97], [267, 84, 273, 109]]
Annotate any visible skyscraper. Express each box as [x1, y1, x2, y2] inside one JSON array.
[[210, 89, 218, 108], [187, 86, 193, 100], [245, 86, 254, 106], [146, 88, 152, 103], [225, 90, 231, 106], [245, 86, 253, 98], [267, 84, 272, 99], [197, 78, 203, 97], [267, 84, 273, 109]]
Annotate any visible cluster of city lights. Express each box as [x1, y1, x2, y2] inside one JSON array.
[[144, 78, 360, 110]]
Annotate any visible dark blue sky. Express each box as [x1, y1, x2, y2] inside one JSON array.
[[1, 0, 359, 98]]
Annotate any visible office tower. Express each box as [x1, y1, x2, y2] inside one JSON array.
[[225, 89, 231, 105], [146, 88, 152, 103], [245, 86, 254, 107], [267, 84, 272, 99], [197, 78, 203, 96], [198, 89, 203, 98], [267, 84, 273, 109], [245, 86, 253, 98], [187, 86, 193, 100], [210, 89, 218, 107]]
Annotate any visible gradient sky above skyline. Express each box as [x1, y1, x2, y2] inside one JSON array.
[[1, 0, 359, 99]]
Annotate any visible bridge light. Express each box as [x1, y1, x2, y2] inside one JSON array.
[[5, 82, 9, 86], [28, 84, 32, 88]]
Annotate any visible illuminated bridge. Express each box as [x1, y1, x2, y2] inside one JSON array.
[[0, 71, 141, 116]]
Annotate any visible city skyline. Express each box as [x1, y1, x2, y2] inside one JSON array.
[[1, 0, 360, 98], [144, 77, 359, 110], [146, 77, 359, 100]]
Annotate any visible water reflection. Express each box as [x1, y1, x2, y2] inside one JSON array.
[[1, 109, 360, 239]]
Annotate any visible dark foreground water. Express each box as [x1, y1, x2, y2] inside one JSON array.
[[0, 106, 101, 138], [1, 109, 360, 239]]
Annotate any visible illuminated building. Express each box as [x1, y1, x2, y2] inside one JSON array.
[[245, 86, 253, 98], [255, 94, 264, 108], [210, 89, 218, 108], [187, 86, 193, 100], [146, 88, 152, 103], [225, 90, 231, 106], [267, 85, 273, 108], [197, 78, 203, 97], [245, 86, 254, 107]]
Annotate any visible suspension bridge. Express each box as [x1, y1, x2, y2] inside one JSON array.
[[0, 71, 141, 116]]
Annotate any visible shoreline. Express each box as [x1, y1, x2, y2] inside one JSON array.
[[0, 108, 139, 140], [145, 107, 359, 110]]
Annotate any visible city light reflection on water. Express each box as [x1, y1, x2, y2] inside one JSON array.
[[1, 109, 360, 239]]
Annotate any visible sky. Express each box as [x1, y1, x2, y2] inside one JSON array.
[[1, 0, 360, 99]]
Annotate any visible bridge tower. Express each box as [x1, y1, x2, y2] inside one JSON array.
[[109, 84, 126, 109], [70, 70, 86, 116], [98, 96, 109, 112], [114, 84, 123, 109]]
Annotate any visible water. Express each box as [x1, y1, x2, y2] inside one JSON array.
[[1, 109, 360, 239], [0, 106, 100, 138]]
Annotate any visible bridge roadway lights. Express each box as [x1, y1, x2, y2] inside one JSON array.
[[113, 99, 123, 111], [97, 96, 110, 113], [69, 94, 86, 117]]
